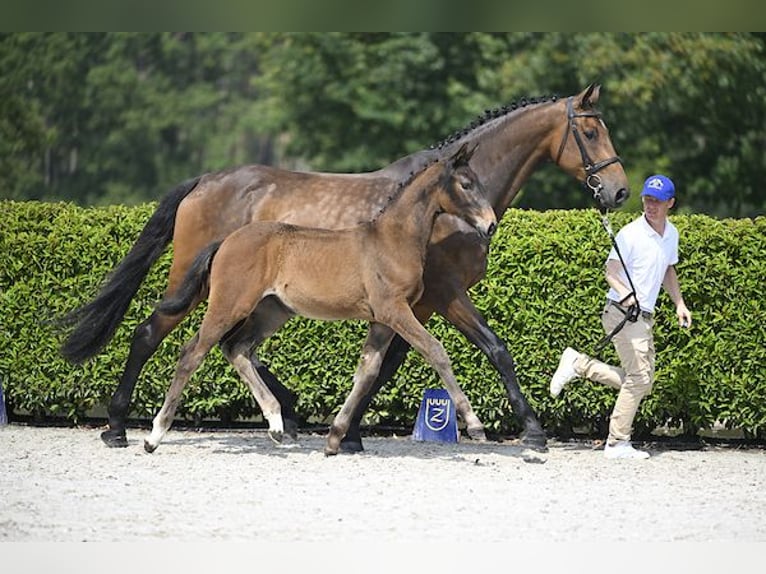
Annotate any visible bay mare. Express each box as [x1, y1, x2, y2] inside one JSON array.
[[143, 144, 496, 454], [60, 84, 628, 451]]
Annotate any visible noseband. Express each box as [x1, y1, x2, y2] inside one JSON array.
[[554, 96, 622, 203]]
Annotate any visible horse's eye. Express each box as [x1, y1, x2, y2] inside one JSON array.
[[584, 129, 597, 140]]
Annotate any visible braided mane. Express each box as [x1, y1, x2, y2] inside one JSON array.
[[430, 94, 559, 150]]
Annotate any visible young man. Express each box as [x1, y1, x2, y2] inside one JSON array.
[[550, 174, 692, 460]]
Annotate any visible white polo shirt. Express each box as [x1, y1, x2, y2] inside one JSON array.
[[606, 214, 679, 313]]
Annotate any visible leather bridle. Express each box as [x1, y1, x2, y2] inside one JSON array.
[[554, 96, 622, 203]]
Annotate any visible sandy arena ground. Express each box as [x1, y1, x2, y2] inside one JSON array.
[[1, 423, 765, 545]]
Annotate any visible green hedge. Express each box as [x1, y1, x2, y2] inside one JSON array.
[[2, 200, 765, 438]]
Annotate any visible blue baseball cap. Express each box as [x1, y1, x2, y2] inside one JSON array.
[[641, 174, 675, 201]]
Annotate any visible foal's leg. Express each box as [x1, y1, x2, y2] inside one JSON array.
[[339, 334, 411, 452], [144, 289, 252, 452], [384, 308, 486, 441], [339, 303, 437, 452], [326, 307, 486, 456], [220, 341, 285, 444], [219, 297, 300, 438], [325, 323, 396, 456], [144, 331, 215, 453]]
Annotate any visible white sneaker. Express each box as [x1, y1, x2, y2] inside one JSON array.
[[603, 440, 650, 460], [549, 347, 581, 397]]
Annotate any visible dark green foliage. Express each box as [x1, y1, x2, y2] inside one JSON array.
[[2, 201, 764, 438]]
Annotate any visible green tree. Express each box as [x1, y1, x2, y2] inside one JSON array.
[[476, 33, 766, 216], [0, 33, 273, 205], [257, 33, 766, 216], [255, 32, 496, 172], [2, 33, 764, 216]]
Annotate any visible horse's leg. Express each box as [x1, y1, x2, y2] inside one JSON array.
[[101, 310, 188, 447], [221, 297, 299, 438], [325, 323, 396, 456], [437, 291, 548, 451], [143, 331, 214, 453]]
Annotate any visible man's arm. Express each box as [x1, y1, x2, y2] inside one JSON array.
[[605, 258, 636, 306], [663, 265, 692, 327]]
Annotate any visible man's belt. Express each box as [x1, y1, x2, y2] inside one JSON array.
[[607, 299, 653, 320]]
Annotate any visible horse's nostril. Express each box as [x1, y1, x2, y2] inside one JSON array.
[[615, 188, 628, 204], [487, 222, 497, 237]]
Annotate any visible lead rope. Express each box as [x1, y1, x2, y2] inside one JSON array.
[[590, 207, 641, 355], [588, 181, 641, 356]]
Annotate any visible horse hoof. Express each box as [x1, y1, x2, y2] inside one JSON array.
[[101, 429, 128, 448], [521, 448, 547, 464], [467, 426, 488, 442], [143, 439, 157, 454], [340, 440, 364, 454], [520, 431, 549, 453], [323, 446, 339, 457], [284, 419, 299, 440], [268, 429, 283, 444]]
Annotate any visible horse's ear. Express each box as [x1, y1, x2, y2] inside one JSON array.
[[579, 83, 601, 109], [452, 141, 479, 167]]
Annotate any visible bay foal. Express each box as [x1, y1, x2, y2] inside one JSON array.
[[143, 144, 496, 454]]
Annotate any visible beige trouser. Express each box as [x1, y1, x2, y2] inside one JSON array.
[[574, 303, 656, 444]]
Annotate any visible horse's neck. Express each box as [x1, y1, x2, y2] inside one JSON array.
[[378, 100, 561, 219], [472, 103, 560, 216]]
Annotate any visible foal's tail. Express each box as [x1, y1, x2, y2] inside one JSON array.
[[157, 241, 222, 316], [59, 176, 202, 364]]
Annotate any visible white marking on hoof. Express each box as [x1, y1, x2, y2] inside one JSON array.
[[265, 412, 285, 444], [268, 429, 284, 444]]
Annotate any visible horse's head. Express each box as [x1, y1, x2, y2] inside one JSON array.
[[552, 84, 629, 210], [439, 142, 497, 239]]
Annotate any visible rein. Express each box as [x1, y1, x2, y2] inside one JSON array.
[[553, 96, 638, 356]]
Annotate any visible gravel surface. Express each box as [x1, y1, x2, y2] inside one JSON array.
[[2, 424, 765, 543]]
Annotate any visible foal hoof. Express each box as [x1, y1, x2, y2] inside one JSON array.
[[101, 428, 129, 448], [143, 439, 157, 454], [323, 445, 339, 457], [520, 430, 549, 453], [467, 426, 488, 442], [268, 429, 283, 445]]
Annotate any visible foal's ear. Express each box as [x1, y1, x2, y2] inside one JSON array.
[[452, 141, 479, 167], [579, 83, 601, 109]]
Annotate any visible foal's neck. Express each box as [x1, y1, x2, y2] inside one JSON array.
[[373, 166, 446, 251]]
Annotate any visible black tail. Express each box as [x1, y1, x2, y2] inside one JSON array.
[[59, 176, 202, 363], [157, 241, 222, 316]]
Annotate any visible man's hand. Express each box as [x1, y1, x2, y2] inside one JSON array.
[[677, 302, 692, 328]]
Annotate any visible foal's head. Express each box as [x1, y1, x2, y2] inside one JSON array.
[[435, 142, 497, 239]]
